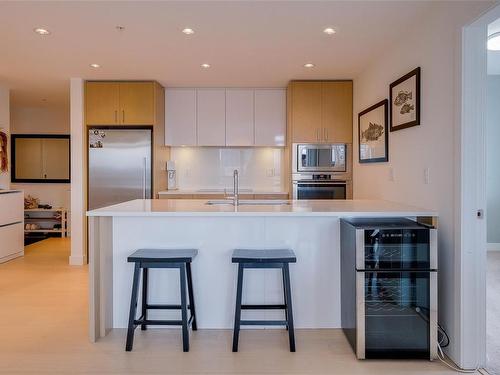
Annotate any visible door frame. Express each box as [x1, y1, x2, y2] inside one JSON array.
[[460, 4, 500, 369]]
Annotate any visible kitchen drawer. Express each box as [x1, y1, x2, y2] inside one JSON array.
[[158, 194, 193, 199], [254, 193, 289, 200], [0, 192, 23, 226], [0, 222, 24, 263], [193, 194, 226, 199]]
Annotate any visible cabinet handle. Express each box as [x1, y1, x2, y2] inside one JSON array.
[[325, 128, 328, 141], [114, 110, 117, 123], [316, 128, 320, 142], [122, 110, 125, 123]]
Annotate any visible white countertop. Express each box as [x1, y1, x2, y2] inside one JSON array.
[[0, 189, 22, 195], [86, 199, 437, 217], [158, 189, 288, 195]]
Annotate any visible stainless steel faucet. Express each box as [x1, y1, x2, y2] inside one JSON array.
[[232, 169, 239, 206]]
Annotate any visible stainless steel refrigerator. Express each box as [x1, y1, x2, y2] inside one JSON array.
[[88, 128, 152, 210]]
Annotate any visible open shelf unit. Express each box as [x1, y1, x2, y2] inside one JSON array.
[[24, 208, 68, 238]]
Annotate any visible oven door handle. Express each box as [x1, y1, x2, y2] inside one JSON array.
[[295, 181, 347, 185]]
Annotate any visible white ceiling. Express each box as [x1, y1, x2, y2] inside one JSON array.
[[0, 1, 440, 107], [489, 17, 500, 75]]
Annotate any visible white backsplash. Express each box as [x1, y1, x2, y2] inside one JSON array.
[[170, 147, 285, 192]]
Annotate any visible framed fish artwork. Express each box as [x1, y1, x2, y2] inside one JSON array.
[[358, 99, 389, 163], [389, 67, 421, 131]]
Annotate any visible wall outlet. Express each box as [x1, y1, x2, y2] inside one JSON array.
[[184, 168, 191, 178], [389, 167, 395, 182], [424, 167, 430, 184], [266, 168, 275, 177]]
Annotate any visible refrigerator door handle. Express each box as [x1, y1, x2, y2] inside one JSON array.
[[142, 157, 147, 200]]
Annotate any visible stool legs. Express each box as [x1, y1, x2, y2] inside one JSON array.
[[179, 263, 189, 352], [141, 268, 148, 331], [232, 264, 244, 352], [126, 262, 141, 351], [186, 263, 197, 331], [283, 263, 295, 352], [282, 268, 288, 331]]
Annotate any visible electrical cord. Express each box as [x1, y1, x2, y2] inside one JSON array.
[[437, 342, 480, 373], [414, 307, 479, 372]]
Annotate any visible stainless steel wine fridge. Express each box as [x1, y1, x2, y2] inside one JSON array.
[[340, 218, 438, 360]]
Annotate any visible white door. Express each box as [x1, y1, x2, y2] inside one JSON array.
[[226, 89, 254, 146], [254, 89, 286, 146], [165, 89, 197, 146], [197, 89, 226, 146]]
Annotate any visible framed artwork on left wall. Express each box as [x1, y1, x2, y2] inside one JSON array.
[[358, 99, 389, 163]]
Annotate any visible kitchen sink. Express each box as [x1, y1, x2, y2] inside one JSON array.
[[206, 199, 290, 206]]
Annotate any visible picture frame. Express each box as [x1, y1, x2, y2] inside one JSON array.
[[358, 99, 389, 163], [389, 67, 420, 131]]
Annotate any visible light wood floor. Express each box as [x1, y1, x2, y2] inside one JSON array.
[[0, 238, 461, 374]]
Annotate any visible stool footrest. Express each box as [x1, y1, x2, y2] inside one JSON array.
[[134, 319, 183, 326], [240, 320, 288, 326], [241, 304, 286, 310], [145, 304, 192, 310]]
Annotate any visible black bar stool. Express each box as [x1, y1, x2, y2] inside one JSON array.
[[125, 249, 198, 352], [231, 249, 296, 352]]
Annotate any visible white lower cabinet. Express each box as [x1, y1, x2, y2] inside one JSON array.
[[0, 191, 24, 263], [0, 223, 23, 262]]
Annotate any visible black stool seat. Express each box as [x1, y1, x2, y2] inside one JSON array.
[[232, 249, 296, 263], [125, 249, 198, 352], [231, 248, 296, 352], [128, 248, 198, 263]]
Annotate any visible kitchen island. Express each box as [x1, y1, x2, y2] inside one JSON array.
[[87, 199, 437, 342]]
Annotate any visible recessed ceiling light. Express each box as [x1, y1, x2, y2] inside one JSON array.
[[323, 27, 336, 35], [182, 28, 195, 35], [304, 63, 315, 68], [34, 27, 50, 35], [201, 63, 211, 69], [90, 63, 100, 68], [488, 32, 500, 51]]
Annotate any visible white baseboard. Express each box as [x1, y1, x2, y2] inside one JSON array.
[[69, 255, 85, 265], [0, 251, 24, 264], [487, 243, 500, 251]]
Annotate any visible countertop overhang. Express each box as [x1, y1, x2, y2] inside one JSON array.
[[86, 199, 437, 218]]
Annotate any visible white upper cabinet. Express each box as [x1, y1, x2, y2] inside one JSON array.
[[254, 89, 286, 146], [164, 88, 286, 147], [165, 89, 197, 146], [196, 89, 226, 146], [225, 89, 255, 146]]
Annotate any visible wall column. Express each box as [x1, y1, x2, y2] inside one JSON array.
[[70, 78, 85, 265]]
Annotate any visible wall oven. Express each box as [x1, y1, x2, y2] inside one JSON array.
[[340, 218, 438, 360], [292, 175, 351, 200], [292, 143, 352, 199]]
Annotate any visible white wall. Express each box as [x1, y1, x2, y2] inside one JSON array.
[[487, 75, 500, 246], [0, 86, 10, 190], [170, 147, 285, 192], [10, 104, 71, 208], [352, 1, 491, 364], [10, 105, 69, 134]]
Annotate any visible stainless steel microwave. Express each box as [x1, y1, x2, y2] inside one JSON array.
[[292, 143, 348, 173]]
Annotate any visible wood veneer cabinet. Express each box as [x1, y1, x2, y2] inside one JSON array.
[[84, 80, 169, 196], [85, 81, 156, 126], [288, 80, 352, 144]]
